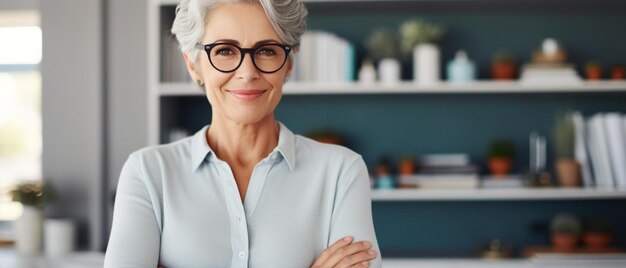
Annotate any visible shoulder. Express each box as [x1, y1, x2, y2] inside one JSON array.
[[294, 134, 363, 167], [127, 136, 194, 167]]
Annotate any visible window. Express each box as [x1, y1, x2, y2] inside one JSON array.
[[0, 10, 41, 242]]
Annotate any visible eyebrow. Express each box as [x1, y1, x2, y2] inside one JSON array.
[[211, 39, 282, 46]]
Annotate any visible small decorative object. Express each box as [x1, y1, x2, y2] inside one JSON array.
[[610, 64, 625, 80], [528, 132, 552, 187], [446, 50, 476, 83], [365, 28, 401, 85], [358, 59, 377, 85], [491, 50, 517, 80], [10, 181, 55, 255], [398, 19, 445, 85], [487, 139, 515, 177], [553, 111, 581, 187], [585, 61, 603, 80], [583, 217, 614, 249], [480, 239, 512, 259], [532, 38, 567, 64], [398, 154, 417, 176], [550, 213, 582, 251], [44, 219, 76, 258], [375, 157, 395, 189]]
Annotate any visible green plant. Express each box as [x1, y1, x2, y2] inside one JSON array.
[[492, 50, 515, 64], [398, 19, 445, 56], [488, 139, 515, 159], [585, 217, 614, 233], [364, 28, 399, 61], [551, 213, 583, 234], [553, 111, 575, 159], [10, 181, 55, 207]]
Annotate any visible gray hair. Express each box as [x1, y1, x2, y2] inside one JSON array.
[[171, 0, 308, 64]]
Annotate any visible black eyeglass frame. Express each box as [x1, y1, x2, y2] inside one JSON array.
[[195, 42, 292, 74]]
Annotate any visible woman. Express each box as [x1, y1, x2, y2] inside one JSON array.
[[104, 0, 381, 267]]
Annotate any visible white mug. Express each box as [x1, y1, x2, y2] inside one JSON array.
[[44, 219, 75, 258]]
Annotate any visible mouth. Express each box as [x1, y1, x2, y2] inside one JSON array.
[[226, 89, 267, 101]]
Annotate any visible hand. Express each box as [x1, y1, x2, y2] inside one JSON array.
[[311, 236, 377, 268]]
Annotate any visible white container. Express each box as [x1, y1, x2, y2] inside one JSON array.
[[378, 58, 401, 85], [413, 43, 441, 85], [45, 219, 76, 258], [358, 61, 377, 85], [14, 205, 43, 255]]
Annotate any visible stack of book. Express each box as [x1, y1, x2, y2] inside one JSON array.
[[398, 154, 480, 189], [519, 64, 582, 86], [292, 31, 355, 83], [574, 111, 626, 188], [160, 35, 191, 83]]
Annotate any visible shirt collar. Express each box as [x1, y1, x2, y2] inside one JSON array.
[[190, 122, 296, 172]]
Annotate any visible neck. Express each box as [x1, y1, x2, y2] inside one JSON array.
[[206, 114, 279, 167]]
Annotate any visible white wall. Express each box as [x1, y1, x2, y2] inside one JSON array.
[[41, 0, 104, 250]]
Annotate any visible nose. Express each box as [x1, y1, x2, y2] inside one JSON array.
[[236, 52, 260, 81]]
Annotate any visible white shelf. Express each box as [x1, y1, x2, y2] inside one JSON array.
[[371, 188, 626, 201], [158, 81, 626, 96]]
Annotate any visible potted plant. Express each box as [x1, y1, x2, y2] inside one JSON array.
[[307, 129, 343, 145], [398, 19, 445, 85], [10, 181, 55, 255], [610, 64, 625, 80], [550, 213, 582, 251], [585, 61, 603, 80], [487, 139, 515, 177], [583, 217, 614, 249], [398, 154, 417, 176], [365, 28, 401, 85], [553, 111, 581, 187], [491, 51, 517, 80]]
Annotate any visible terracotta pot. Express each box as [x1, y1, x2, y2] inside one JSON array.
[[551, 233, 579, 251], [398, 160, 416, 175], [314, 136, 341, 145], [611, 67, 625, 80], [491, 62, 516, 80], [586, 67, 603, 80], [556, 158, 581, 187], [583, 232, 613, 249], [489, 157, 512, 177]]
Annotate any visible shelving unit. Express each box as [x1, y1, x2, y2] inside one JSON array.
[[371, 188, 626, 201], [148, 0, 626, 259], [159, 80, 626, 96]]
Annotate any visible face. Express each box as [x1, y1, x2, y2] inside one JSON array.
[[184, 3, 292, 126]]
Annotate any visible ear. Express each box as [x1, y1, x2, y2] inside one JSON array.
[[285, 57, 294, 78], [183, 52, 202, 82]]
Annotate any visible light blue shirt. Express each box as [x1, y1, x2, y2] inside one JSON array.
[[105, 123, 381, 267]]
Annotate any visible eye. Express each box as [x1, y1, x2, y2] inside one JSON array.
[[213, 45, 236, 56], [256, 47, 277, 56]]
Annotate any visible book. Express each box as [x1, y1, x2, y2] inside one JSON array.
[[604, 113, 626, 188], [519, 64, 582, 86], [588, 114, 615, 188], [419, 154, 470, 167], [481, 175, 526, 188], [572, 111, 594, 187], [413, 174, 480, 189]]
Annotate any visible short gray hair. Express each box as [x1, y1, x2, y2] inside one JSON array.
[[171, 0, 308, 63]]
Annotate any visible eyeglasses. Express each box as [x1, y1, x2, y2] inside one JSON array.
[[195, 42, 292, 73]]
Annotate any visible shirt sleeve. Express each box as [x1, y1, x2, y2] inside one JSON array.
[[104, 153, 161, 268], [328, 155, 382, 268]]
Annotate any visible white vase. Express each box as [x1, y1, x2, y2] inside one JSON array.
[[14, 205, 43, 255], [378, 58, 401, 86], [44, 219, 75, 258], [413, 43, 441, 85]]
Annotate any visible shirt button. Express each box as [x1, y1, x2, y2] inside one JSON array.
[[239, 251, 246, 259]]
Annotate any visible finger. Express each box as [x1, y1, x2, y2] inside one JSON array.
[[338, 250, 376, 268], [311, 236, 352, 267], [326, 240, 372, 268], [349, 261, 370, 268]]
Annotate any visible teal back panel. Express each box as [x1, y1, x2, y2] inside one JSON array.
[[160, 5, 626, 257]]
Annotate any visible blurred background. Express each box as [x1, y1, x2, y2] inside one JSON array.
[[1, 0, 626, 267]]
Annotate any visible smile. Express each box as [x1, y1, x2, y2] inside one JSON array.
[[227, 89, 267, 101]]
